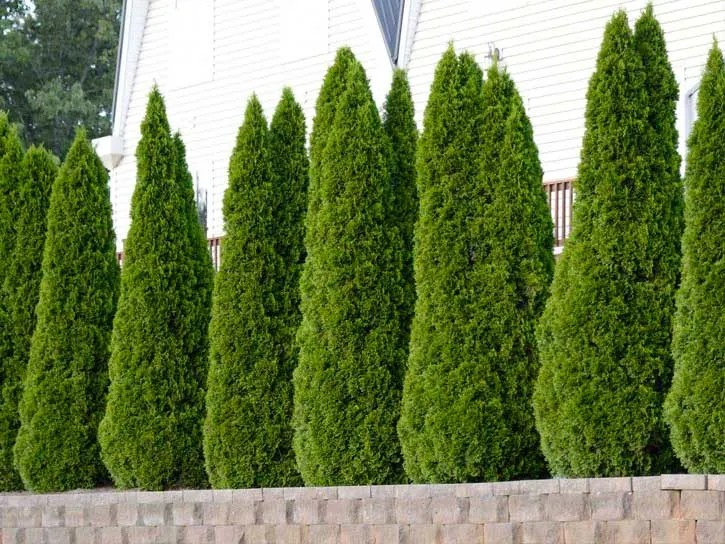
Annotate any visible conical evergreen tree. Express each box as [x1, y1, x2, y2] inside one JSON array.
[[665, 42, 725, 473], [293, 60, 406, 485], [383, 69, 418, 348], [99, 88, 213, 490], [398, 49, 553, 483], [534, 10, 682, 477], [13, 133, 118, 492], [0, 113, 26, 491], [204, 93, 304, 488]]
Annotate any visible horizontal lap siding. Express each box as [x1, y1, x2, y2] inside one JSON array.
[[407, 0, 725, 182]]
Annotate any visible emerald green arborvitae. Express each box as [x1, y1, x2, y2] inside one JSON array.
[[665, 42, 725, 473], [383, 69, 418, 346], [0, 113, 25, 491], [534, 10, 683, 477], [398, 48, 554, 483], [293, 59, 406, 485], [13, 133, 118, 492], [99, 88, 213, 490], [204, 92, 305, 488]]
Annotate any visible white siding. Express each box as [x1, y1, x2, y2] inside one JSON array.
[[110, 0, 392, 248], [406, 0, 725, 182]]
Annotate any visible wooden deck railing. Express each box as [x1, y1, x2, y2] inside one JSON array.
[[114, 181, 575, 269]]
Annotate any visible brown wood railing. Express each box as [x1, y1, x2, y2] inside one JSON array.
[[543, 178, 574, 249]]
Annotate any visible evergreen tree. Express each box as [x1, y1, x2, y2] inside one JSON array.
[[13, 133, 118, 492], [383, 69, 418, 348], [99, 88, 213, 490], [665, 42, 725, 473], [534, 10, 682, 477], [204, 92, 305, 488], [398, 49, 553, 483], [0, 113, 25, 490], [293, 60, 406, 485]]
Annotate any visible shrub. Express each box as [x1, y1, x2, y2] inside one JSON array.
[[534, 10, 682, 477], [293, 59, 406, 485], [99, 88, 213, 490], [664, 42, 725, 473], [14, 133, 118, 492]]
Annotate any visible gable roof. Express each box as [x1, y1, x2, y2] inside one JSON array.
[[372, 0, 405, 64]]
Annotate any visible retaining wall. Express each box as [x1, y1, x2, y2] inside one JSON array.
[[1, 474, 723, 543]]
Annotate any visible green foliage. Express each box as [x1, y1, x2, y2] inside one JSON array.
[[0, 113, 26, 490], [665, 42, 725, 473], [383, 69, 418, 347], [534, 9, 683, 477], [99, 88, 213, 490], [13, 132, 118, 492], [0, 0, 121, 157], [293, 58, 406, 485], [204, 92, 305, 488], [398, 47, 553, 483]]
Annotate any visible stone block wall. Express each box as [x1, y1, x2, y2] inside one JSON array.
[[0, 474, 723, 543]]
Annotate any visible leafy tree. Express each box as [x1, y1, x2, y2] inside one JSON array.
[[0, 113, 25, 490], [534, 10, 682, 477], [0, 0, 121, 157], [204, 92, 305, 488], [13, 132, 118, 492], [99, 88, 213, 490], [293, 59, 406, 485], [665, 42, 725, 473], [383, 69, 418, 347], [398, 48, 553, 483]]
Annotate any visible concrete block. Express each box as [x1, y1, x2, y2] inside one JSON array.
[[708, 475, 725, 492], [128, 526, 177, 543], [563, 521, 596, 544], [136, 491, 164, 504], [509, 494, 546, 522], [99, 527, 124, 544], [215, 525, 244, 543], [440, 523, 483, 543], [306, 524, 339, 544], [520, 521, 564, 544], [115, 503, 137, 526], [24, 528, 44, 543], [371, 485, 397, 499], [696, 521, 725, 544], [139, 502, 167, 526], [241, 525, 272, 544], [406, 524, 439, 543], [182, 490, 213, 503], [650, 519, 696, 544], [179, 525, 214, 544], [431, 496, 467, 524], [15, 506, 41, 527], [546, 493, 589, 521], [293, 499, 321, 524], [75, 527, 99, 544], [339, 524, 368, 544], [661, 474, 706, 490], [232, 488, 263, 502], [45, 527, 72, 544], [275, 524, 302, 544], [172, 503, 202, 526], [558, 478, 588, 494], [454, 482, 492, 497], [484, 522, 518, 544], [596, 520, 651, 544], [590, 492, 630, 521], [588, 477, 632, 494], [89, 504, 115, 527], [680, 490, 721, 520], [227, 501, 255, 525], [163, 490, 184, 503], [262, 487, 285, 500], [518, 479, 560, 495], [261, 498, 287, 524], [395, 498, 431, 524], [395, 484, 430, 499], [338, 486, 371, 499], [429, 485, 458, 497], [493, 480, 522, 496], [468, 495, 508, 523], [42, 506, 65, 527], [360, 498, 394, 524], [201, 502, 228, 525], [632, 476, 661, 491], [2, 507, 19, 527], [211, 489, 234, 503], [324, 498, 359, 524], [64, 505, 87, 527], [369, 524, 399, 544], [633, 490, 678, 520]]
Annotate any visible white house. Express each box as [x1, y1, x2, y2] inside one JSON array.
[[94, 0, 725, 260]]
